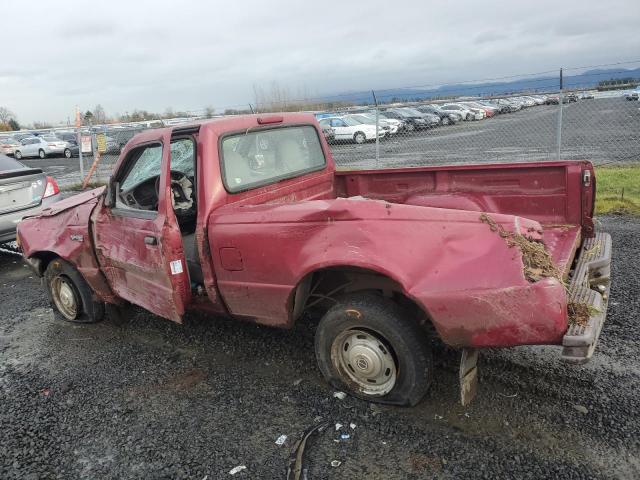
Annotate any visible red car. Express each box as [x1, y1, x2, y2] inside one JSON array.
[[17, 113, 611, 406]]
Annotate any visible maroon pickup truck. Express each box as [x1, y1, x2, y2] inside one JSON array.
[[17, 113, 611, 406]]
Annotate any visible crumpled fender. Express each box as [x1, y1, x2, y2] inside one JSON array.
[[18, 189, 117, 304], [210, 197, 566, 346]]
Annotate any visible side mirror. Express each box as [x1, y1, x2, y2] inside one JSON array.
[[104, 181, 118, 208]]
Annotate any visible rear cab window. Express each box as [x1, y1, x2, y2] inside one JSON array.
[[220, 125, 325, 193]]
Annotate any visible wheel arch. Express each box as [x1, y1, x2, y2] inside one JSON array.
[[289, 264, 435, 335]]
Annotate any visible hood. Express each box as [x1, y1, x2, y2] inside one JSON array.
[[37, 186, 105, 217]]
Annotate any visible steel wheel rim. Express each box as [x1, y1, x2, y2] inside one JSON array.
[[51, 276, 79, 320], [65, 149, 71, 158], [331, 328, 397, 396]]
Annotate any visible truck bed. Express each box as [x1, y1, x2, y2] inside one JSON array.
[[335, 161, 593, 278]]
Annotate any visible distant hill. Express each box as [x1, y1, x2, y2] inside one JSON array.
[[328, 67, 640, 104]]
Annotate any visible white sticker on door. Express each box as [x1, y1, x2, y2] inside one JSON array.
[[169, 259, 183, 275]]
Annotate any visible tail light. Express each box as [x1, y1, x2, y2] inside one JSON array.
[[43, 176, 60, 198]]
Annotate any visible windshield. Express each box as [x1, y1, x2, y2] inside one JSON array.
[[348, 115, 374, 125], [341, 117, 362, 127], [221, 125, 326, 193]]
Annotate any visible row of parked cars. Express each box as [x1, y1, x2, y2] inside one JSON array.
[[315, 94, 559, 144], [0, 128, 129, 160]]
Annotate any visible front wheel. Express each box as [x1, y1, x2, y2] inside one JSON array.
[[44, 258, 104, 323], [315, 293, 433, 406], [64, 148, 72, 159], [38, 149, 46, 159], [14, 150, 22, 159], [441, 117, 450, 125], [353, 132, 366, 144]]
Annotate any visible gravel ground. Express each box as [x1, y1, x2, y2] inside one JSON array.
[[0, 215, 639, 479]]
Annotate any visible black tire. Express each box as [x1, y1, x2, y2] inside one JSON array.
[[315, 292, 433, 406], [64, 148, 72, 159], [405, 122, 415, 132], [38, 149, 46, 159], [44, 258, 104, 323], [353, 132, 366, 144], [466, 113, 473, 121], [441, 116, 450, 126], [14, 150, 22, 160]]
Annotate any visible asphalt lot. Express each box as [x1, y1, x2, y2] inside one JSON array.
[[0, 215, 639, 479], [3, 96, 639, 189]]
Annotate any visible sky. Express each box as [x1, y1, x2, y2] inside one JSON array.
[[1, 0, 639, 124]]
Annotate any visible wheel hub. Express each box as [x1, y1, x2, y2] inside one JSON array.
[[51, 276, 78, 320], [332, 329, 397, 396]]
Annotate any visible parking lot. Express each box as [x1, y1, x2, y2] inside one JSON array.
[[331, 97, 640, 168], [0, 215, 639, 479]]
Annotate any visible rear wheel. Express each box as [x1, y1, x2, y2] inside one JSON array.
[[38, 149, 46, 159], [353, 132, 366, 144], [64, 148, 72, 159], [14, 150, 22, 160], [405, 122, 415, 132], [315, 293, 433, 406], [441, 116, 450, 125], [44, 258, 104, 323]]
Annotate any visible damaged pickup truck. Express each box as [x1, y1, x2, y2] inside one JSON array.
[[17, 113, 612, 406]]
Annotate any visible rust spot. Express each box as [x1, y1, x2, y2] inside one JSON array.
[[345, 309, 362, 319]]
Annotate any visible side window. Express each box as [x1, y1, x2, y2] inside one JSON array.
[[116, 144, 163, 212]]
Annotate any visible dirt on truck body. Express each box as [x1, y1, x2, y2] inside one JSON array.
[[17, 113, 612, 406]]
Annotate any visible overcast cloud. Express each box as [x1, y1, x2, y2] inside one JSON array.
[[2, 0, 639, 123]]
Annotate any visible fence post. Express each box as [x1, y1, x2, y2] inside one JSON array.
[[372, 90, 379, 167], [557, 67, 563, 160]]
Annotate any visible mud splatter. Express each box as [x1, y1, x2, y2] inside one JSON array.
[[568, 302, 599, 326], [479, 213, 562, 283]]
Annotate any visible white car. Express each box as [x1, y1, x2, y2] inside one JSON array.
[[318, 117, 384, 144], [13, 136, 69, 159], [345, 113, 399, 135], [0, 137, 20, 156], [440, 104, 482, 121]]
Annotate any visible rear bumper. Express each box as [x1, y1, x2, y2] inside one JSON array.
[[0, 193, 62, 243], [561, 232, 612, 364]]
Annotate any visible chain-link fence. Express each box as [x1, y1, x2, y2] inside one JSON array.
[[3, 62, 639, 188]]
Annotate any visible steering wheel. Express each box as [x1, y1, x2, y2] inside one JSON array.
[[154, 170, 195, 214]]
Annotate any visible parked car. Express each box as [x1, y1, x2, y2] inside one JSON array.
[[0, 155, 61, 244], [381, 109, 430, 131], [397, 108, 441, 127], [624, 92, 639, 101], [344, 114, 396, 135], [415, 105, 460, 124], [565, 93, 578, 103], [318, 116, 383, 144], [374, 112, 407, 132], [461, 102, 496, 117], [580, 92, 595, 100], [56, 133, 80, 158], [439, 103, 478, 121], [545, 95, 560, 105], [321, 125, 335, 143], [0, 138, 20, 156], [13, 136, 69, 159], [16, 113, 612, 408]]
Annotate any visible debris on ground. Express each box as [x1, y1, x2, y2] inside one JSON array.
[[229, 465, 246, 475], [573, 404, 589, 414], [275, 434, 288, 446], [286, 421, 330, 480], [292, 378, 302, 386], [568, 302, 599, 326], [333, 391, 346, 400], [349, 423, 356, 430], [335, 423, 343, 430], [340, 433, 350, 441], [479, 213, 562, 282], [330, 460, 341, 468]]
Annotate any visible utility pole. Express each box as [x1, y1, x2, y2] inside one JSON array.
[[557, 68, 563, 160]]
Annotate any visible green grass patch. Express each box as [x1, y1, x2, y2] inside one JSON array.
[[595, 164, 640, 216]]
